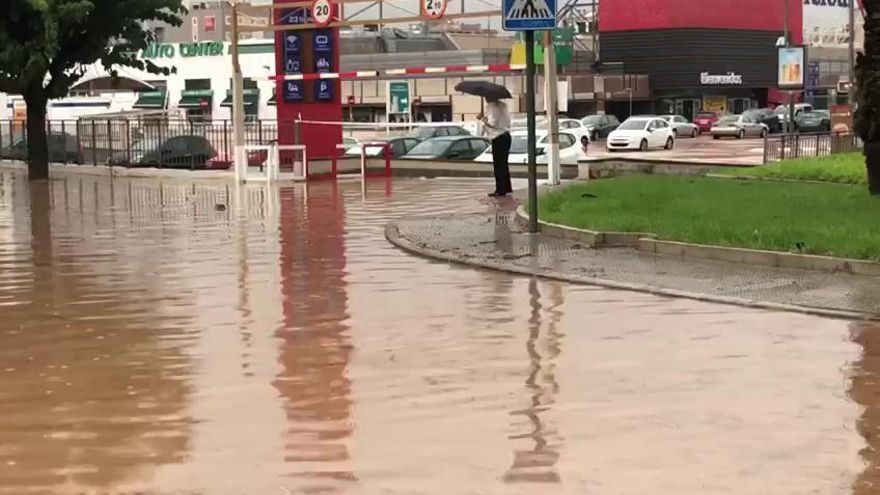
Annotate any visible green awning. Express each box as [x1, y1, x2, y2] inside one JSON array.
[[220, 92, 260, 108], [178, 90, 213, 109], [132, 91, 167, 109]]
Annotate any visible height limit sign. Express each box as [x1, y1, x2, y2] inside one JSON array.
[[503, 0, 557, 31], [421, 0, 448, 20]]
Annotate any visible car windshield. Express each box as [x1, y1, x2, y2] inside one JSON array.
[[581, 115, 603, 125], [406, 139, 451, 156], [696, 112, 716, 119], [617, 119, 649, 131], [718, 115, 740, 125], [411, 127, 440, 140], [659, 115, 673, 121]]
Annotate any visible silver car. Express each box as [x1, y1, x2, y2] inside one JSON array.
[[660, 115, 700, 138], [711, 114, 769, 139]]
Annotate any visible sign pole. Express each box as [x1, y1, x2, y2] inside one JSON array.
[[525, 30, 538, 234], [544, 30, 561, 186], [231, 1, 246, 182]]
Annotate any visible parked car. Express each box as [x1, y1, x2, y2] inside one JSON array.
[[110, 135, 218, 168], [711, 114, 769, 139], [511, 115, 548, 130], [408, 125, 470, 141], [606, 116, 675, 152], [580, 114, 621, 141], [403, 136, 490, 160], [342, 136, 360, 148], [345, 136, 421, 158], [660, 115, 700, 138], [744, 108, 783, 133], [5, 132, 81, 164], [795, 109, 831, 133], [475, 130, 586, 165], [774, 103, 814, 132], [694, 111, 722, 133]]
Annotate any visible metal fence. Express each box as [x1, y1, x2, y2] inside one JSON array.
[[763, 132, 863, 164], [0, 119, 298, 170]]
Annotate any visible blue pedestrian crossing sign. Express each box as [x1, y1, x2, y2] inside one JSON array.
[[503, 0, 557, 31]]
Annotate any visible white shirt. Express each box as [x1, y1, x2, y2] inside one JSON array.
[[482, 101, 511, 141]]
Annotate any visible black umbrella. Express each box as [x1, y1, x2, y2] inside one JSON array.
[[454, 81, 512, 100]]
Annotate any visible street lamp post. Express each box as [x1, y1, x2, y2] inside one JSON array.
[[784, 0, 795, 132], [849, 0, 856, 105]]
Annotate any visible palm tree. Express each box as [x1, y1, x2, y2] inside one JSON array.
[[855, 1, 880, 194]]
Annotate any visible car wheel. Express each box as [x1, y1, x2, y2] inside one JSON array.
[[738, 130, 745, 140], [713, 135, 721, 140], [665, 137, 675, 150], [639, 139, 648, 152], [691, 128, 698, 138]]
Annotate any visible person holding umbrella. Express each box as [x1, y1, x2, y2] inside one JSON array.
[[455, 81, 513, 197]]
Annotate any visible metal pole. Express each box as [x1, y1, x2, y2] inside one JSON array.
[[526, 30, 538, 234], [544, 31, 561, 185], [849, 0, 856, 105], [231, 1, 246, 182], [784, 0, 795, 133]]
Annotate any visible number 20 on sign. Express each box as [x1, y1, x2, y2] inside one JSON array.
[[311, 0, 334, 27], [421, 0, 448, 20]]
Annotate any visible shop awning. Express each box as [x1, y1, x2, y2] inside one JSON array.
[[178, 90, 214, 109], [220, 89, 260, 108], [132, 91, 167, 109]]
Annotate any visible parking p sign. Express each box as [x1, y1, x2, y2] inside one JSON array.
[[503, 0, 557, 31]]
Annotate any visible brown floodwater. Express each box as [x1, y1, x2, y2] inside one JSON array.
[[0, 171, 875, 494]]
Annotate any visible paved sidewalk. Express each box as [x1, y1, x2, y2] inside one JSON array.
[[386, 204, 880, 319]]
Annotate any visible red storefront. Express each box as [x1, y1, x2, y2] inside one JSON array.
[[599, 0, 803, 119]]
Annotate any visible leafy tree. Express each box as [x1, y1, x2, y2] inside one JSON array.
[[0, 0, 185, 180], [856, 2, 880, 194]]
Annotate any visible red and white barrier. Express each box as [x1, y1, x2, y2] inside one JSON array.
[[266, 63, 526, 82]]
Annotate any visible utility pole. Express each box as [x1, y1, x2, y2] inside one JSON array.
[[231, 0, 246, 182], [784, 0, 795, 132], [526, 30, 538, 234], [544, 30, 561, 186], [849, 0, 856, 105]]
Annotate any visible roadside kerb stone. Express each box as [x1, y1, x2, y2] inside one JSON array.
[[517, 206, 880, 277]]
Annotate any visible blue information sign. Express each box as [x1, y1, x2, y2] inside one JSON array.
[[283, 33, 301, 52], [314, 54, 332, 73], [313, 30, 333, 53], [284, 80, 305, 102], [315, 79, 334, 102], [502, 0, 557, 31], [283, 53, 302, 74], [280, 8, 310, 25]]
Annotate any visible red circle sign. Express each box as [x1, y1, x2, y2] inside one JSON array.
[[421, 0, 448, 20], [311, 0, 334, 27]]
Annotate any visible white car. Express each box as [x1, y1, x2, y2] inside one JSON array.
[[475, 130, 586, 165], [606, 117, 676, 152], [711, 114, 769, 139], [660, 115, 700, 138]]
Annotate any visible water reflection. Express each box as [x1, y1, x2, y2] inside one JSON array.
[[851, 322, 880, 494], [504, 279, 564, 484], [275, 182, 356, 493]]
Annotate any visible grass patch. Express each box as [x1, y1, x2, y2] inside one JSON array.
[[724, 153, 865, 184], [539, 175, 880, 261]]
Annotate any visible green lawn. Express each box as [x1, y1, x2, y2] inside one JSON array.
[[539, 175, 880, 261], [724, 153, 866, 184]]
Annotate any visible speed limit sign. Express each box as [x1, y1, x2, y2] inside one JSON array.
[[421, 0, 448, 20], [311, 0, 334, 27]]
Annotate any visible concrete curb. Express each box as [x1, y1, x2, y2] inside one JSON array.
[[516, 206, 880, 277], [384, 222, 877, 321]]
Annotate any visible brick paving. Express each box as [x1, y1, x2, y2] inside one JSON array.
[[387, 206, 880, 319]]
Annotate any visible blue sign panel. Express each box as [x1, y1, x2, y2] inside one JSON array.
[[807, 61, 821, 89], [502, 0, 557, 31], [284, 80, 305, 102], [283, 33, 301, 53], [314, 54, 333, 73], [315, 79, 334, 102], [280, 8, 310, 25], [283, 53, 303, 74], [313, 30, 333, 53]]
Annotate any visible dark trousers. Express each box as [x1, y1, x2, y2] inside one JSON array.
[[491, 132, 512, 194]]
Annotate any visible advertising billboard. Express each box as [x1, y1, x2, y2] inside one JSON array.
[[778, 46, 806, 89], [803, 0, 858, 47]]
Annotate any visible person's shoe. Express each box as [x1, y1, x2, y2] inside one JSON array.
[[488, 192, 508, 198]]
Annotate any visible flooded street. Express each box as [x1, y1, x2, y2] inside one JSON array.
[[0, 171, 875, 494]]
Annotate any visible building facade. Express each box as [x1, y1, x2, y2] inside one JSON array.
[[599, 0, 804, 119]]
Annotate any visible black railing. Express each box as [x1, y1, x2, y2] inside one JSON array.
[[763, 131, 862, 164], [0, 119, 299, 170]]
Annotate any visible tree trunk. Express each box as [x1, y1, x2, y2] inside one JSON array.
[[24, 95, 49, 181], [868, 143, 880, 196]]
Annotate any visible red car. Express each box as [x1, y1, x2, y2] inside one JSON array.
[[694, 111, 722, 133]]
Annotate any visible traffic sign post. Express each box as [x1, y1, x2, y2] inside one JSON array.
[[502, 0, 557, 233], [421, 0, 448, 20]]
